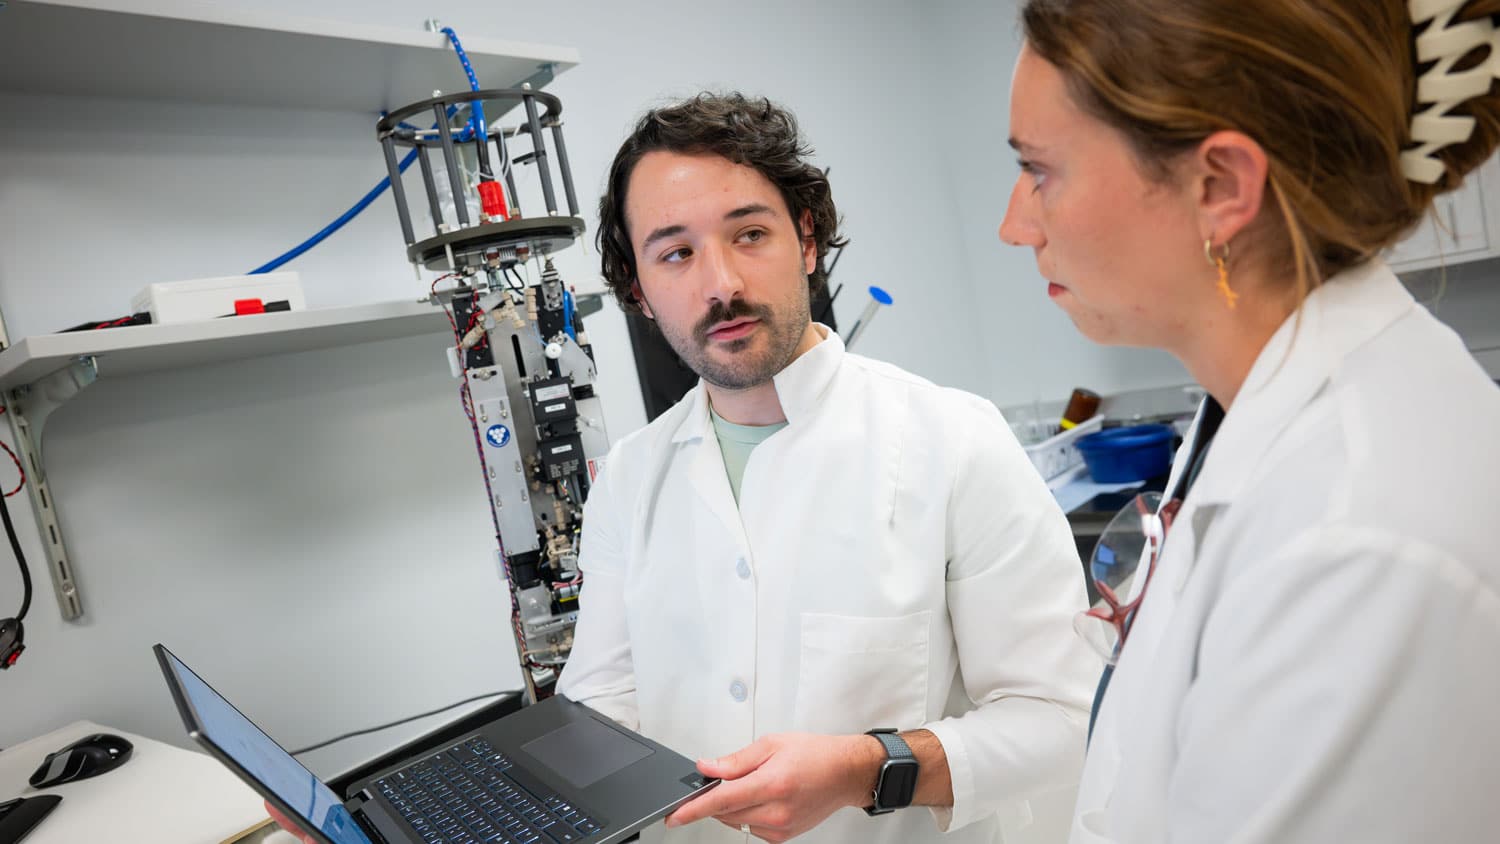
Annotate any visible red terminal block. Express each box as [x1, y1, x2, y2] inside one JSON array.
[[233, 298, 266, 315], [478, 181, 509, 221]]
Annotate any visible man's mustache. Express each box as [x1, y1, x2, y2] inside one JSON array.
[[693, 300, 772, 344]]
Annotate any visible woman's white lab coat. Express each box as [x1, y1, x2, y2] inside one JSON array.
[[1072, 260, 1500, 842]]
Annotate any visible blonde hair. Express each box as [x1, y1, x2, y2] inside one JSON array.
[[1021, 0, 1500, 301]]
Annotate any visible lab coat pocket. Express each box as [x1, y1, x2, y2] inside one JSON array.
[[1071, 811, 1114, 843], [792, 611, 930, 735]]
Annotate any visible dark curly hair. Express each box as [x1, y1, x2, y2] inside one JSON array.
[[597, 92, 847, 313]]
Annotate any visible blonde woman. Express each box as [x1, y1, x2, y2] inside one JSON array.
[[1001, 1, 1500, 841]]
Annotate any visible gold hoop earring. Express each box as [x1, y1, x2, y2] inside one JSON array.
[[1204, 239, 1238, 310]]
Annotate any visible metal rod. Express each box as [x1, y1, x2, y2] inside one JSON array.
[[826, 244, 845, 279], [435, 104, 472, 228], [417, 146, 445, 232], [523, 93, 559, 215], [550, 122, 580, 216], [844, 286, 894, 351], [381, 137, 416, 246], [490, 126, 521, 217], [472, 106, 496, 185]]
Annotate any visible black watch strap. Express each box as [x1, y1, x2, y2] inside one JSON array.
[[864, 729, 918, 816], [869, 730, 914, 761]]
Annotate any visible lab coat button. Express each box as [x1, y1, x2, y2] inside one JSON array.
[[735, 558, 751, 580], [729, 681, 747, 702]]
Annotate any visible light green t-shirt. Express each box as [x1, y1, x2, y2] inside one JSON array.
[[709, 408, 787, 505]]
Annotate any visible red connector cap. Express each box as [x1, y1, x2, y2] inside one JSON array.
[[478, 181, 509, 221], [234, 298, 265, 315], [0, 618, 23, 670]]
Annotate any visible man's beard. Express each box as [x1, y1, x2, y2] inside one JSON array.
[[657, 286, 812, 391]]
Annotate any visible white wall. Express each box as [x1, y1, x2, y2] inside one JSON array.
[[917, 1, 1192, 408], [0, 0, 1015, 781]]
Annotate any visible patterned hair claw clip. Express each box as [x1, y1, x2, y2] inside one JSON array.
[[1402, 0, 1500, 184]]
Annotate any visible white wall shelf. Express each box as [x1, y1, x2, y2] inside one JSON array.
[[0, 299, 449, 392], [0, 0, 579, 112]]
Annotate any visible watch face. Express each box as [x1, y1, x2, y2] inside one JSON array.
[[878, 759, 920, 808]]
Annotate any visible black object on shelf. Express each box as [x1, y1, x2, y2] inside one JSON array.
[[58, 313, 152, 333], [0, 794, 62, 844]]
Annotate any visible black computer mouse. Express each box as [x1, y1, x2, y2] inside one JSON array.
[[28, 733, 133, 788]]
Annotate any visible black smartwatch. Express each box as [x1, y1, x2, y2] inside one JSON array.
[[863, 729, 919, 815]]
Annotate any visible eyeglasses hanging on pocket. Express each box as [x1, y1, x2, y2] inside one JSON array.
[[1073, 492, 1181, 665]]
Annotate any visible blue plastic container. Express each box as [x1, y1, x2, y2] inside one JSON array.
[[1076, 424, 1176, 483]]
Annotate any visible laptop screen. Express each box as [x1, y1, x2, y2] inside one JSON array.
[[161, 648, 373, 844]]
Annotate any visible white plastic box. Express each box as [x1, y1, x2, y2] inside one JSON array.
[[131, 272, 305, 324], [1018, 414, 1105, 488]]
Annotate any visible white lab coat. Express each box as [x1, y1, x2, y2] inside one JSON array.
[[1072, 260, 1500, 843], [559, 327, 1097, 844]]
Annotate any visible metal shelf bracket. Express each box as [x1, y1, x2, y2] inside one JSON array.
[[3, 355, 98, 620]]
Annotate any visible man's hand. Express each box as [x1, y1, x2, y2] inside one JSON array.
[[663, 733, 883, 842], [264, 800, 316, 844]]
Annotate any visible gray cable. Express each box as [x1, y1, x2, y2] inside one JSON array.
[[288, 690, 518, 756]]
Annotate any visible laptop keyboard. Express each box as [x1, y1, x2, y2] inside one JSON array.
[[375, 736, 603, 844]]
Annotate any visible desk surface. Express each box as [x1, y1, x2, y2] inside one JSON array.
[[0, 720, 273, 843]]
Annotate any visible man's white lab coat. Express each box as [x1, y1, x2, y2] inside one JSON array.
[[559, 327, 1097, 843], [1072, 260, 1500, 842]]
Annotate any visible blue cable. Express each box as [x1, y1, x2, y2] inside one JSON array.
[[249, 150, 418, 274], [249, 27, 486, 274], [563, 290, 576, 341], [440, 28, 487, 147]]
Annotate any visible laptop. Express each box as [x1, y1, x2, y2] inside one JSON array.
[[154, 644, 716, 844]]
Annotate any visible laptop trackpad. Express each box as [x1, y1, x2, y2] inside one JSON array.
[[522, 716, 654, 789]]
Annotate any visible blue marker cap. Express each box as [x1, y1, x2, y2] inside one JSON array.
[[869, 285, 894, 306]]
